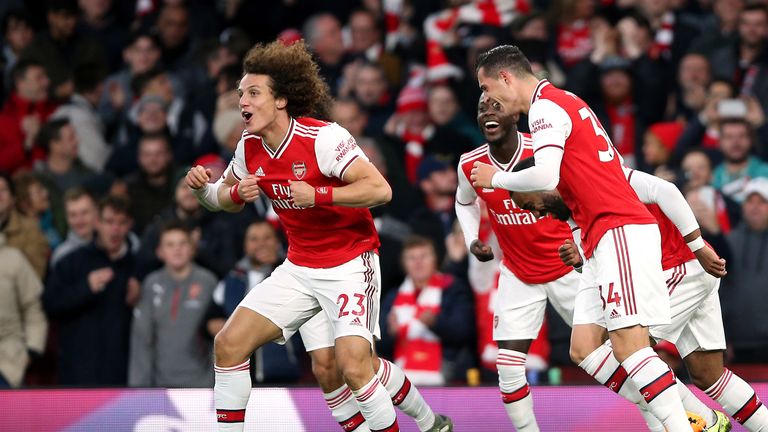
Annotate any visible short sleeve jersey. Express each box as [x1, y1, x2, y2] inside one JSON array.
[[227, 117, 380, 268], [457, 133, 573, 284], [528, 80, 655, 258]]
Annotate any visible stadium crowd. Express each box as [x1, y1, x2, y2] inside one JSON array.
[[0, 0, 767, 389]]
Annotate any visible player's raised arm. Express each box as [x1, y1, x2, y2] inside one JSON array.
[[187, 139, 260, 212]]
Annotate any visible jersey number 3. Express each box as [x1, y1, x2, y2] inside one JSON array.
[[579, 107, 616, 162]]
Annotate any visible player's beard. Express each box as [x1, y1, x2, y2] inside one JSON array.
[[543, 195, 572, 221]]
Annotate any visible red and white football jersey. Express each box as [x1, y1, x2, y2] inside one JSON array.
[[529, 80, 655, 258], [457, 133, 573, 284], [645, 204, 695, 271], [227, 117, 380, 268]]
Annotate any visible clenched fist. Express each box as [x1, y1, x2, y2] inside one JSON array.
[[186, 165, 212, 190], [237, 174, 261, 202], [471, 161, 499, 189], [470, 239, 495, 262], [558, 239, 583, 267], [288, 180, 314, 208]]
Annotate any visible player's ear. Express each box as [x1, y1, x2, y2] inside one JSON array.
[[275, 97, 287, 110]]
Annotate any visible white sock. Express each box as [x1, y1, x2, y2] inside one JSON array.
[[622, 347, 689, 432], [676, 378, 716, 426], [497, 349, 539, 431], [705, 368, 768, 431], [324, 385, 371, 432], [214, 360, 251, 432], [352, 376, 399, 432], [578, 342, 664, 431], [376, 358, 435, 431]]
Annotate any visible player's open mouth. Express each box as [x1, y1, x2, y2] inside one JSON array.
[[484, 121, 500, 132], [242, 111, 253, 122]]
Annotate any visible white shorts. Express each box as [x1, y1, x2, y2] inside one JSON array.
[[299, 308, 382, 352], [572, 224, 670, 331], [238, 251, 382, 346], [650, 260, 726, 358], [493, 263, 579, 341]]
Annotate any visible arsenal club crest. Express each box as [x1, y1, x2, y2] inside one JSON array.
[[292, 161, 306, 179]]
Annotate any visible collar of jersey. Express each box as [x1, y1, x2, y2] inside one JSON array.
[[487, 132, 525, 171], [261, 117, 295, 159], [530, 79, 550, 105]]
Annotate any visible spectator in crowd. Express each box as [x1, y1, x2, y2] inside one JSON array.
[[348, 8, 402, 89], [712, 118, 768, 201], [549, 0, 595, 69], [205, 221, 301, 384], [76, 0, 128, 72], [98, 31, 162, 129], [689, 0, 744, 55], [129, 222, 217, 388], [35, 118, 96, 195], [107, 94, 167, 177], [1, 9, 34, 99], [0, 231, 47, 388], [634, 0, 701, 67], [682, 149, 741, 237], [642, 121, 685, 181], [13, 172, 63, 249], [49, 187, 96, 267], [20, 0, 106, 100], [381, 235, 474, 385], [673, 53, 712, 120], [425, 85, 483, 162], [723, 178, 768, 363], [384, 81, 432, 184], [303, 13, 353, 96], [409, 157, 457, 262], [0, 60, 57, 174], [708, 4, 768, 106], [350, 62, 394, 137], [135, 177, 238, 280], [51, 63, 110, 172], [43, 195, 135, 386], [125, 133, 179, 234], [0, 172, 49, 279], [153, 4, 196, 75]]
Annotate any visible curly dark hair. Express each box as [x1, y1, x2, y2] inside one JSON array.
[[242, 40, 333, 120]]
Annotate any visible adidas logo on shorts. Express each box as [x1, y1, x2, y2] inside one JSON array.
[[609, 309, 620, 319], [351, 317, 362, 326]]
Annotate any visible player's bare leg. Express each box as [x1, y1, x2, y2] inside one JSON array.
[[685, 350, 768, 431], [310, 347, 372, 432], [495, 339, 539, 431], [214, 307, 283, 432], [335, 335, 398, 431]]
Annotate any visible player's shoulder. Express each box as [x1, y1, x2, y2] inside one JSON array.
[[459, 144, 489, 167], [302, 118, 352, 145]]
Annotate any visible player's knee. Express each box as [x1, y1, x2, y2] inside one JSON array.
[[687, 366, 721, 390], [311, 354, 339, 387], [569, 345, 591, 365], [214, 329, 246, 365]]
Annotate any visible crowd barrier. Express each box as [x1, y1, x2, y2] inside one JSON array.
[[2, 384, 765, 431]]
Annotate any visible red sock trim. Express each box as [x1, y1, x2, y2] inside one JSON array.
[[340, 412, 366, 431], [391, 377, 411, 406], [734, 393, 763, 425], [216, 409, 245, 423], [639, 370, 676, 403], [371, 419, 399, 432], [605, 366, 629, 394], [501, 384, 531, 404]]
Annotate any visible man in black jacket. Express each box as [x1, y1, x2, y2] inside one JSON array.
[[43, 195, 135, 386]]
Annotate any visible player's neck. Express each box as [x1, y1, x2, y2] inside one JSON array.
[[489, 131, 519, 163], [520, 75, 541, 113], [260, 115, 292, 151]]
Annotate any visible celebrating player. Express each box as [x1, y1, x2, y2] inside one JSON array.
[[186, 40, 398, 432], [471, 45, 690, 430], [511, 158, 768, 432], [455, 93, 580, 430]]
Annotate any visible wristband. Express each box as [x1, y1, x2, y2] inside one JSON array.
[[687, 236, 705, 252], [314, 186, 333, 206], [229, 183, 245, 205]]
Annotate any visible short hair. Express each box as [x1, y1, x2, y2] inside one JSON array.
[[242, 40, 333, 119], [159, 219, 193, 240], [475, 45, 534, 78], [126, 31, 161, 50], [131, 67, 166, 96], [512, 156, 536, 172], [74, 62, 107, 94], [46, 0, 78, 14], [11, 59, 43, 84], [139, 131, 172, 151], [742, 3, 768, 17], [12, 171, 44, 209], [719, 118, 755, 144], [302, 13, 338, 46], [99, 195, 131, 217], [0, 171, 15, 196], [402, 235, 436, 252], [1, 8, 32, 36], [37, 118, 70, 153], [63, 187, 96, 205]]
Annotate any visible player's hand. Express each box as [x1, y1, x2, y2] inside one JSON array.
[[470, 239, 495, 262], [186, 165, 212, 190], [694, 245, 727, 278], [88, 268, 114, 293], [470, 161, 499, 189], [558, 239, 583, 268], [237, 174, 261, 203], [288, 180, 314, 208]]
